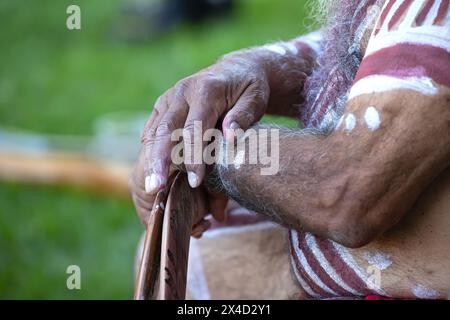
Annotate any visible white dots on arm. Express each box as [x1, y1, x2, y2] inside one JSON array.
[[364, 106, 381, 131]]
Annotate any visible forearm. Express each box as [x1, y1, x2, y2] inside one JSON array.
[[212, 89, 450, 247], [222, 31, 322, 118]]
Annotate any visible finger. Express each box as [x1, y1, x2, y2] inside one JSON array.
[[209, 193, 228, 222], [192, 219, 211, 237], [136, 206, 151, 226], [129, 161, 155, 203], [150, 97, 189, 192], [183, 91, 223, 188], [142, 95, 170, 194], [131, 192, 153, 211], [222, 81, 269, 141]]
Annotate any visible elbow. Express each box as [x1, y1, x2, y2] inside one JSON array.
[[328, 225, 376, 248], [325, 208, 382, 249]]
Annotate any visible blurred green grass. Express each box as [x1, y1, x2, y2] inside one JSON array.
[[0, 0, 310, 298]]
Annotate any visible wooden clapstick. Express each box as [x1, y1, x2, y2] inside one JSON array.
[[134, 171, 206, 300], [134, 189, 167, 300]]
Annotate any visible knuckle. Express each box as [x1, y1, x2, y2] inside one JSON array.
[[138, 208, 149, 223], [141, 127, 157, 145], [235, 109, 255, 125], [128, 172, 135, 194], [154, 95, 165, 111], [198, 77, 224, 96], [174, 78, 191, 98], [156, 120, 174, 137], [183, 120, 197, 135]]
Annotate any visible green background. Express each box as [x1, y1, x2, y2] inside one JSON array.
[[0, 0, 310, 299]]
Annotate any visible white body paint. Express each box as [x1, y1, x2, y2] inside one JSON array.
[[422, 0, 444, 26], [366, 26, 450, 56], [412, 284, 440, 299], [397, 0, 424, 30], [344, 113, 356, 133], [363, 251, 392, 270], [364, 106, 381, 131], [349, 75, 439, 99], [284, 42, 298, 55], [378, 0, 404, 34], [264, 44, 287, 55], [331, 241, 387, 296]]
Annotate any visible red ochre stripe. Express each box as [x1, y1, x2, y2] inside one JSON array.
[[289, 232, 333, 298], [354, 43, 450, 87], [415, 0, 435, 26], [388, 0, 413, 30], [352, 0, 377, 35], [296, 232, 353, 297], [434, 0, 450, 25], [310, 94, 330, 126], [315, 238, 370, 296], [375, 0, 397, 35], [307, 85, 330, 127], [308, 68, 342, 127]]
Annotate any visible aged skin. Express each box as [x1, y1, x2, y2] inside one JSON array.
[[215, 88, 450, 248], [130, 0, 450, 299]]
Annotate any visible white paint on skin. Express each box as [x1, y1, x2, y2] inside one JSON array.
[[364, 106, 381, 131], [344, 113, 356, 133], [378, 0, 404, 34], [284, 42, 298, 55], [366, 26, 450, 56], [332, 241, 387, 296], [412, 284, 440, 299], [265, 44, 286, 55], [363, 251, 392, 270], [397, 0, 424, 30], [348, 75, 439, 99], [422, 0, 442, 26]]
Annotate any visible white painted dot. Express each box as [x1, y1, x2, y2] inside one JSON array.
[[412, 284, 439, 299], [344, 113, 356, 133], [364, 106, 381, 131], [285, 43, 298, 55], [265, 44, 286, 55], [363, 251, 392, 270]]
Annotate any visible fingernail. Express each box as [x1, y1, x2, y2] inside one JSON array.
[[187, 171, 200, 188], [145, 174, 160, 193], [229, 121, 240, 130], [225, 122, 241, 141]]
